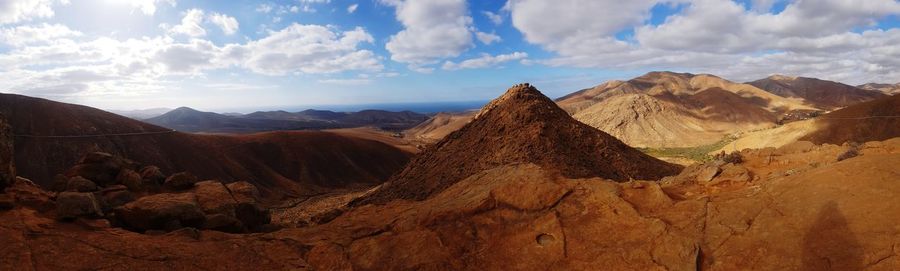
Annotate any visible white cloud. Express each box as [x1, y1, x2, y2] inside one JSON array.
[[169, 9, 206, 37], [504, 0, 900, 84], [208, 12, 239, 35], [383, 0, 474, 71], [256, 4, 273, 13], [0, 23, 383, 99], [442, 52, 527, 70], [482, 10, 502, 25], [240, 24, 382, 75], [475, 31, 501, 45], [347, 3, 359, 13], [123, 0, 177, 16], [0, 0, 55, 24], [0, 23, 81, 46]]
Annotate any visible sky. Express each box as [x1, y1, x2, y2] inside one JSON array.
[[1, 0, 899, 112]]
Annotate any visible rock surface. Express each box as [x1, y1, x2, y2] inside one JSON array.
[[114, 193, 206, 231], [0, 114, 13, 190]]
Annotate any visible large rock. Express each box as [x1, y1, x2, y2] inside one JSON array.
[[163, 172, 198, 191], [56, 192, 103, 219], [116, 169, 142, 192], [235, 202, 270, 231], [115, 193, 205, 232], [0, 114, 13, 190], [139, 166, 165, 192], [6, 177, 55, 212], [65, 176, 98, 192], [226, 181, 261, 204], [65, 152, 131, 187], [193, 181, 237, 216]]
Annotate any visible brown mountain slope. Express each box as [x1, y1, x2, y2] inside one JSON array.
[[858, 82, 900, 95], [558, 72, 796, 148], [0, 93, 411, 199], [355, 84, 682, 205], [749, 75, 886, 110], [403, 111, 474, 144], [801, 94, 900, 144]]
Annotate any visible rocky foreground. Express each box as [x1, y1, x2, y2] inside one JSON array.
[[1, 138, 899, 270]]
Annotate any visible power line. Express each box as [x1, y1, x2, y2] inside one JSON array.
[[11, 130, 177, 138]]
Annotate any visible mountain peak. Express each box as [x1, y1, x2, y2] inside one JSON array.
[[355, 84, 682, 205]]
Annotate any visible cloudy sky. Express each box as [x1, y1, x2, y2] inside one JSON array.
[[1, 0, 899, 111]]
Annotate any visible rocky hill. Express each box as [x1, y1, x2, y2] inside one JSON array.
[[557, 72, 807, 148], [0, 94, 411, 199], [858, 82, 900, 95], [355, 84, 682, 205], [801, 94, 900, 144], [749, 75, 886, 110]]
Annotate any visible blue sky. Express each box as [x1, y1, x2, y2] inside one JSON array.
[[1, 0, 899, 112]]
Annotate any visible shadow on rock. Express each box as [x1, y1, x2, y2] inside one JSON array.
[[802, 201, 863, 270]]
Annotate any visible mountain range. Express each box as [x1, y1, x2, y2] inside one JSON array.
[[145, 107, 430, 133]]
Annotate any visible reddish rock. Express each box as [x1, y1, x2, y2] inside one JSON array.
[[115, 193, 205, 232], [226, 181, 261, 203], [56, 192, 103, 219], [163, 172, 198, 191], [116, 169, 143, 192], [193, 180, 237, 215], [65, 176, 98, 192]]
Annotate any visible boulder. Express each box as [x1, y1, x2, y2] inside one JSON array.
[[49, 174, 69, 192], [101, 190, 135, 209], [66, 176, 98, 192], [6, 177, 55, 212], [117, 169, 143, 192], [139, 165, 166, 184], [226, 181, 261, 203], [696, 165, 721, 183], [115, 193, 206, 232], [57, 192, 103, 219], [193, 181, 237, 216], [163, 172, 198, 191], [65, 152, 131, 186]]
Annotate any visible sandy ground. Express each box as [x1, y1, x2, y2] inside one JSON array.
[[714, 119, 820, 153]]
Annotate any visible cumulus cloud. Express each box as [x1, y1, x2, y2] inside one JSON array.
[[506, 0, 900, 84], [482, 11, 502, 25], [0, 22, 383, 98], [383, 0, 474, 70], [475, 31, 501, 45], [0, 0, 56, 24], [208, 12, 239, 35], [0, 23, 81, 46], [169, 9, 206, 37], [347, 4, 359, 13], [442, 52, 527, 70]]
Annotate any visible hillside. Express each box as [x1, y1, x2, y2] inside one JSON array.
[[156, 107, 430, 133], [749, 75, 886, 110], [355, 84, 682, 205], [557, 72, 802, 148], [0, 93, 411, 199], [858, 82, 900, 95], [146, 107, 339, 133], [403, 111, 474, 144], [801, 94, 900, 144]]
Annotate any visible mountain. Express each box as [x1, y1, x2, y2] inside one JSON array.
[[749, 75, 886, 110], [858, 82, 900, 95], [355, 84, 682, 205], [0, 93, 411, 199], [404, 111, 474, 144], [109, 107, 172, 119], [800, 94, 900, 144], [556, 72, 809, 148], [146, 107, 340, 133], [175, 108, 430, 133]]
